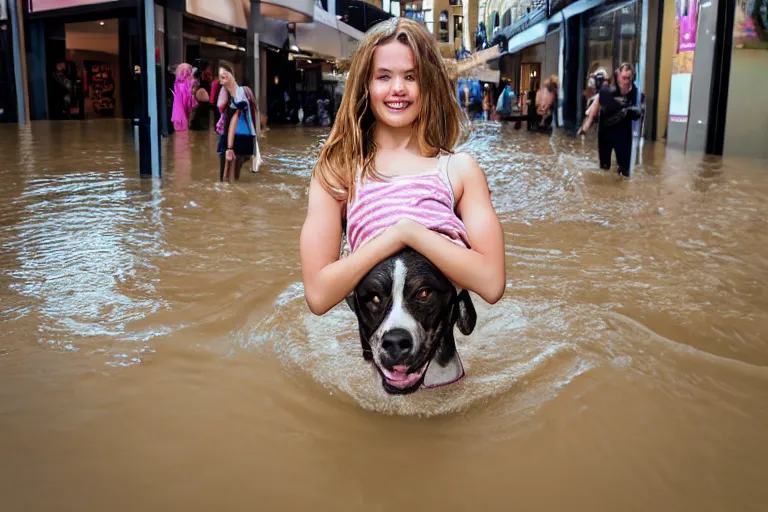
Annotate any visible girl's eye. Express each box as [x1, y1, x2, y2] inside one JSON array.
[[378, 75, 389, 81], [416, 289, 432, 300], [406, 75, 416, 81]]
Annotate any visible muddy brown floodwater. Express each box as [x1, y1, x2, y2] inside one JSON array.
[[1, 120, 768, 511]]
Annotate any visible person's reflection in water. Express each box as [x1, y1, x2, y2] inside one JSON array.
[[172, 130, 192, 187]]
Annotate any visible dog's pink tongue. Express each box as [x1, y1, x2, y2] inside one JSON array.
[[388, 366, 409, 380]]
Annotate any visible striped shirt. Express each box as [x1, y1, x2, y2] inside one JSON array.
[[345, 154, 469, 253]]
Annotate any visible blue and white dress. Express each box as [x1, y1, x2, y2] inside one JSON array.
[[218, 86, 256, 156]]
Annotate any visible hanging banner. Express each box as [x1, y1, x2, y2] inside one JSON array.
[[28, 0, 118, 12], [668, 0, 700, 125]]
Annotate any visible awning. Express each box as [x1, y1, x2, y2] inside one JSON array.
[[506, 23, 547, 54], [506, 0, 607, 55], [294, 6, 364, 60], [260, 16, 289, 49]]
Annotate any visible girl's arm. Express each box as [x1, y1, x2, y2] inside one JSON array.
[[300, 178, 409, 316], [217, 87, 228, 113], [397, 153, 506, 304], [227, 110, 239, 158]]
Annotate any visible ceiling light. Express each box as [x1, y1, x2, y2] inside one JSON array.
[[99, 21, 105, 26]]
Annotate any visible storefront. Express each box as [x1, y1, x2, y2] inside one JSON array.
[[0, 0, 19, 123], [722, 0, 768, 159], [25, 0, 146, 121]]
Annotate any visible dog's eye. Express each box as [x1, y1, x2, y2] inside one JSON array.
[[371, 295, 381, 305], [416, 288, 432, 300]]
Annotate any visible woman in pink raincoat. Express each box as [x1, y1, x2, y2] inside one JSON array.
[[171, 63, 198, 132]]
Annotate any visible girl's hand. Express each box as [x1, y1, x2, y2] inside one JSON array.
[[391, 218, 422, 246], [226, 149, 235, 161]]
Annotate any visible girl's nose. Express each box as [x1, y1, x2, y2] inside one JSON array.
[[391, 76, 406, 94]]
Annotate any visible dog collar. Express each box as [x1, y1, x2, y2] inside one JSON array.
[[421, 349, 465, 389]]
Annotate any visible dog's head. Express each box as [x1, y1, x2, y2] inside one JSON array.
[[346, 249, 477, 394]]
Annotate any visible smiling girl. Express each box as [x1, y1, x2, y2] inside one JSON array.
[[300, 18, 506, 316]]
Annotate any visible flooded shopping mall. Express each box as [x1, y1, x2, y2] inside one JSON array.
[[3, 0, 768, 510], [1, 120, 768, 511]]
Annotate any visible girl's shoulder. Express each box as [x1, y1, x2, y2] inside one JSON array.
[[445, 152, 488, 200], [445, 151, 482, 177]]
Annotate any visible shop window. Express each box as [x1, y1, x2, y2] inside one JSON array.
[[423, 0, 434, 34], [379, 0, 400, 16], [502, 10, 511, 28], [439, 10, 449, 43], [492, 11, 500, 31], [586, 1, 641, 80], [453, 14, 463, 50], [405, 1, 430, 31], [723, 0, 768, 158]]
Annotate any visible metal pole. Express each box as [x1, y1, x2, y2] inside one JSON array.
[[247, 0, 261, 133], [136, 0, 160, 177], [8, 0, 27, 125], [144, 0, 160, 176]]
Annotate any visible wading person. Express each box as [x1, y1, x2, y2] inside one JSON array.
[[171, 63, 197, 132], [299, 17, 506, 317], [578, 63, 642, 177], [216, 65, 259, 182]]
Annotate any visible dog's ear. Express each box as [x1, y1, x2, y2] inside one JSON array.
[[345, 293, 356, 313], [455, 289, 477, 335]]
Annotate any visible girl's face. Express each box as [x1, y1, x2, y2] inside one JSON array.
[[219, 67, 233, 85], [368, 41, 420, 129]]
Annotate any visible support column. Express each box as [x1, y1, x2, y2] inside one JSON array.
[[465, 0, 478, 52], [247, 0, 262, 133], [137, 0, 161, 178], [642, 0, 664, 140], [637, 0, 650, 139], [8, 0, 29, 124]]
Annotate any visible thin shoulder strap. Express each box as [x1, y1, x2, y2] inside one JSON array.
[[438, 153, 457, 208]]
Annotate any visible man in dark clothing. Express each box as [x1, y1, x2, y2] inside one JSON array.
[[578, 63, 642, 177]]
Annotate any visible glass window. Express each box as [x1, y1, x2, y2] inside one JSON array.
[[439, 10, 449, 42], [724, 0, 768, 158], [586, 1, 641, 80]]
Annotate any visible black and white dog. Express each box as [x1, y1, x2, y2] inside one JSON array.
[[346, 248, 477, 395]]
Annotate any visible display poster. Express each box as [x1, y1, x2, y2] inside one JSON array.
[[28, 0, 118, 13], [669, 0, 700, 124], [85, 60, 115, 115]]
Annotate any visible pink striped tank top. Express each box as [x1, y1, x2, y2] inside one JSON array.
[[345, 154, 469, 253]]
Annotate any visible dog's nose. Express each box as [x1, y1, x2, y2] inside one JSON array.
[[381, 328, 413, 362]]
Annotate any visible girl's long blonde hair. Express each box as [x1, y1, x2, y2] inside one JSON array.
[[312, 17, 466, 202]]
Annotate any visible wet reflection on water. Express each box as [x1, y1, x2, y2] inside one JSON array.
[[1, 119, 767, 511]]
